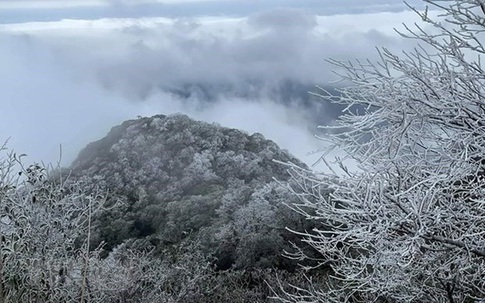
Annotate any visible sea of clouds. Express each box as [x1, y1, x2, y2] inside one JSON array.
[[0, 2, 434, 167]]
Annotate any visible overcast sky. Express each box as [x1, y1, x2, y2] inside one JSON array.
[[0, 0, 434, 168], [0, 0, 425, 21]]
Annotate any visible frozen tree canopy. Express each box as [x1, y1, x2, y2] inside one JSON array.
[[69, 114, 313, 271], [281, 0, 485, 302], [0, 115, 317, 302]]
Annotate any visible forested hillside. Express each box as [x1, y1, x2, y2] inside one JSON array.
[[0, 114, 323, 302], [70, 113, 312, 270]]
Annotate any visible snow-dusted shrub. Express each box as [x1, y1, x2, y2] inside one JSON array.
[[0, 147, 108, 302]]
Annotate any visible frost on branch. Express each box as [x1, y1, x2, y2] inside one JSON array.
[[0, 147, 110, 302], [0, 147, 187, 303], [280, 1, 485, 302]]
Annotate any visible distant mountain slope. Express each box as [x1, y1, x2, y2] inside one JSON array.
[[70, 114, 310, 270]]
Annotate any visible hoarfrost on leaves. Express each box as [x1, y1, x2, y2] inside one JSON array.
[[279, 1, 485, 302]]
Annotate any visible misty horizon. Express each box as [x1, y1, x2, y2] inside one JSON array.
[[0, 0, 434, 168]]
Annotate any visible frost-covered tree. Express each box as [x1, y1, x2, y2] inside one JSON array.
[[281, 1, 485, 302], [0, 146, 109, 302], [0, 146, 218, 303]]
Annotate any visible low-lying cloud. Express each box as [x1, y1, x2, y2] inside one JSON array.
[[0, 7, 432, 167]]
